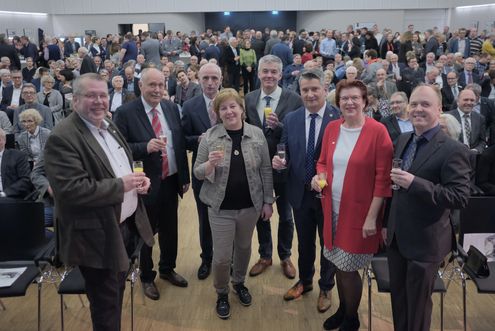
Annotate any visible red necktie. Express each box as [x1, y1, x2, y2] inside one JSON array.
[[151, 108, 169, 178]]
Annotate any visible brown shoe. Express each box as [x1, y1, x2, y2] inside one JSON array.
[[142, 281, 160, 300], [281, 258, 296, 279], [249, 258, 272, 277], [317, 290, 332, 313], [284, 281, 313, 301]]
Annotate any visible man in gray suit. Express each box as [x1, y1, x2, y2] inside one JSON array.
[[13, 83, 53, 137], [44, 73, 154, 331], [141, 31, 162, 67], [445, 89, 486, 154], [387, 85, 471, 331]]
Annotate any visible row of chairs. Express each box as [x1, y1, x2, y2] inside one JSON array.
[[0, 199, 143, 331], [366, 196, 495, 331]]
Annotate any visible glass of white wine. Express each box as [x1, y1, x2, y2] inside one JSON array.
[[391, 158, 402, 190], [132, 161, 144, 173], [277, 143, 287, 170], [316, 172, 327, 199], [159, 133, 167, 157], [213, 144, 225, 167]]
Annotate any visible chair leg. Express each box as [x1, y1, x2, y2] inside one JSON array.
[[440, 292, 444, 331], [60, 294, 65, 331], [131, 280, 135, 331], [461, 271, 467, 331], [367, 267, 372, 331], [37, 282, 42, 331]]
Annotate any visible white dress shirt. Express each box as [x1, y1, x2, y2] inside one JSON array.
[[257, 86, 282, 124], [305, 103, 327, 151]]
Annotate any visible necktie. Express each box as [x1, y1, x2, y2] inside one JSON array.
[[263, 95, 272, 129], [207, 100, 217, 127], [452, 86, 458, 99], [467, 71, 473, 84], [403, 135, 420, 171], [305, 113, 319, 183], [43, 93, 50, 107], [463, 113, 471, 145], [151, 108, 169, 178]]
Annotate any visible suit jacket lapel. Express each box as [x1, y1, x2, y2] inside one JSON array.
[[248, 90, 263, 128], [72, 114, 115, 177], [161, 101, 176, 132], [136, 99, 156, 137], [391, 117, 401, 137], [451, 110, 464, 142], [471, 113, 479, 146], [409, 131, 445, 172], [275, 90, 288, 116], [315, 106, 335, 152], [198, 97, 211, 129], [395, 131, 413, 159]]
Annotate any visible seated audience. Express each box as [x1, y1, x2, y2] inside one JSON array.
[[17, 108, 50, 164], [37, 75, 64, 125], [22, 57, 36, 83], [381, 91, 413, 145], [13, 83, 53, 136]]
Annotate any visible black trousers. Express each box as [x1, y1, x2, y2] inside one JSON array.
[[79, 221, 134, 331], [228, 66, 240, 92], [192, 175, 212, 264], [140, 174, 179, 282], [241, 66, 255, 95], [388, 237, 441, 331]]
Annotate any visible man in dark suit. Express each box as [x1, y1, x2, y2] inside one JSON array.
[[109, 75, 131, 114], [423, 30, 439, 61], [223, 37, 241, 91], [161, 65, 177, 98], [114, 68, 190, 301], [122, 66, 141, 99], [458, 57, 482, 87], [446, 89, 486, 154], [78, 47, 97, 75], [387, 85, 471, 331], [441, 71, 463, 112], [381, 91, 413, 146], [63, 35, 80, 58], [293, 30, 308, 56], [400, 57, 424, 98], [0, 70, 24, 121], [272, 69, 338, 312], [44, 73, 154, 331], [204, 37, 221, 63], [181, 63, 222, 280], [245, 55, 303, 280], [174, 70, 201, 107], [0, 34, 21, 70], [0, 128, 31, 198]]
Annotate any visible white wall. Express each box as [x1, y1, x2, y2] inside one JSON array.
[[0, 12, 52, 43], [51, 13, 204, 37], [450, 4, 495, 33]]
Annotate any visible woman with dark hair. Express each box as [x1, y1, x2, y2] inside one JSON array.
[[412, 32, 424, 61], [313, 80, 393, 330], [398, 31, 414, 64], [380, 33, 398, 59], [364, 31, 380, 54], [57, 69, 74, 116], [348, 37, 362, 59]]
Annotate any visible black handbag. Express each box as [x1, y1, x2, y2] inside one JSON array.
[[465, 245, 490, 278]]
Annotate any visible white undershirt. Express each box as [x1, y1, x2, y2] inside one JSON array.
[[332, 125, 362, 214]]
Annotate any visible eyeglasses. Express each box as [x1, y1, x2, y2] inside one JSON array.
[[22, 91, 36, 95], [390, 100, 404, 105], [340, 95, 362, 103]]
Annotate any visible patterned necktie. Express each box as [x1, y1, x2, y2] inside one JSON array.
[[151, 108, 169, 178], [452, 86, 458, 99], [403, 135, 420, 171], [207, 100, 216, 127], [467, 71, 473, 84], [463, 113, 471, 146], [263, 95, 272, 129], [305, 113, 319, 183]]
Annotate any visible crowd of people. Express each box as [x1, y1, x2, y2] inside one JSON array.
[[0, 21, 495, 331]]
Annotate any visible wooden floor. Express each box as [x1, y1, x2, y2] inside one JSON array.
[[2, 166, 495, 330]]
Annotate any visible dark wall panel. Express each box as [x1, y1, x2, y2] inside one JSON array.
[[204, 11, 297, 34]]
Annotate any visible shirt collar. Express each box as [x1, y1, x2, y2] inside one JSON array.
[[415, 124, 441, 142], [260, 86, 282, 102], [141, 96, 162, 115], [203, 94, 214, 107], [79, 113, 109, 131], [28, 126, 40, 138], [305, 102, 327, 119]]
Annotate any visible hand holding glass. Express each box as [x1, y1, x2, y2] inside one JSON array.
[[159, 134, 167, 156], [316, 172, 327, 199], [276, 144, 286, 170], [213, 144, 225, 167], [391, 159, 402, 190], [132, 161, 144, 188]]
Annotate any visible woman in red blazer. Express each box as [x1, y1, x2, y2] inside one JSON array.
[[312, 80, 393, 331]]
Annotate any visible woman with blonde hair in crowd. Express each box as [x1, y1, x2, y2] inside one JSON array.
[[17, 108, 51, 166]]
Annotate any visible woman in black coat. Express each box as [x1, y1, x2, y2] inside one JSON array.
[[364, 31, 379, 54]]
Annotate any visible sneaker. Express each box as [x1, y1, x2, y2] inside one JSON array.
[[216, 294, 230, 319], [232, 283, 252, 306]]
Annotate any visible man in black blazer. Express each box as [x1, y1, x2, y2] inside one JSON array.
[[114, 68, 190, 301], [63, 35, 80, 58], [78, 47, 97, 75], [458, 57, 482, 87], [0, 128, 31, 198], [223, 37, 241, 91], [245, 55, 303, 279], [387, 85, 471, 331], [441, 71, 463, 112], [123, 66, 141, 98], [181, 63, 222, 280], [161, 65, 177, 98], [446, 89, 487, 154], [380, 91, 413, 146], [44, 74, 154, 330], [0, 70, 24, 121]]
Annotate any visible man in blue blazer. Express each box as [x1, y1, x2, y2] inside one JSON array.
[[114, 68, 190, 301], [181, 63, 222, 280], [273, 69, 339, 312]]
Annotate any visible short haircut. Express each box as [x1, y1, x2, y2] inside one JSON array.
[[58, 69, 74, 82], [411, 84, 442, 105], [73, 73, 106, 96], [335, 79, 368, 108], [440, 113, 461, 140], [464, 83, 482, 98], [390, 91, 408, 103], [175, 69, 186, 79], [212, 88, 245, 123], [298, 68, 325, 86], [112, 75, 124, 84], [41, 75, 55, 85], [258, 55, 283, 73], [19, 108, 43, 125], [21, 83, 36, 93]]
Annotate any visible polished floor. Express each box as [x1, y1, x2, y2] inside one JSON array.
[[1, 178, 494, 331]]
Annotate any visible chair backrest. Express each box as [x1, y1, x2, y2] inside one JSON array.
[[0, 199, 46, 261], [459, 196, 495, 246]]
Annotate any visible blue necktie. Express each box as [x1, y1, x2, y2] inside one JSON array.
[[305, 113, 319, 183], [403, 135, 420, 171], [263, 96, 272, 130]]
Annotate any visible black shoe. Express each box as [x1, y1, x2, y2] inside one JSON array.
[[159, 270, 188, 287], [216, 294, 230, 319], [141, 281, 160, 300], [338, 315, 360, 331], [232, 283, 252, 306], [197, 262, 211, 280], [323, 304, 345, 330]]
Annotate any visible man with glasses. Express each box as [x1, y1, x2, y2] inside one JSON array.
[[381, 92, 412, 146], [441, 71, 463, 112], [1, 70, 24, 122], [12, 83, 53, 137], [459, 57, 481, 86]]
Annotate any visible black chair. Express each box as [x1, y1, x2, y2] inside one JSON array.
[[366, 255, 447, 331], [57, 238, 144, 331], [0, 200, 53, 331], [450, 196, 495, 331]]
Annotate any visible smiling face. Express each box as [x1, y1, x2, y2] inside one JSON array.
[[258, 62, 282, 93], [458, 89, 476, 114], [339, 87, 366, 121], [21, 116, 37, 134], [139, 69, 165, 108], [300, 78, 327, 113], [408, 86, 441, 135], [218, 98, 243, 130]]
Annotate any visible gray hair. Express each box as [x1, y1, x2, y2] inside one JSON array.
[[78, 46, 89, 55], [19, 108, 43, 125], [440, 113, 461, 140], [0, 68, 10, 77], [270, 30, 278, 38], [298, 68, 325, 86], [390, 91, 408, 103], [41, 75, 55, 85], [73, 73, 106, 96], [464, 83, 482, 98], [258, 55, 283, 73]]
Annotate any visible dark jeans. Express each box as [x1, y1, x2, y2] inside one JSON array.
[[140, 174, 179, 282], [241, 67, 256, 95], [255, 181, 294, 261], [292, 189, 336, 291], [192, 175, 213, 264], [78, 220, 134, 331]]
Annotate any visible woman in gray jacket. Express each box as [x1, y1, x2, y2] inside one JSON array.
[[194, 88, 274, 320]]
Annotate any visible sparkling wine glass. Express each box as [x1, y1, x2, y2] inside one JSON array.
[[392, 158, 403, 190], [316, 172, 327, 199]]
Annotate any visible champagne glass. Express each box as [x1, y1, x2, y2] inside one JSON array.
[[264, 107, 272, 128], [391, 158, 403, 190], [132, 161, 144, 173], [159, 133, 167, 156], [316, 172, 327, 199], [213, 144, 225, 167], [276, 143, 287, 170]]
